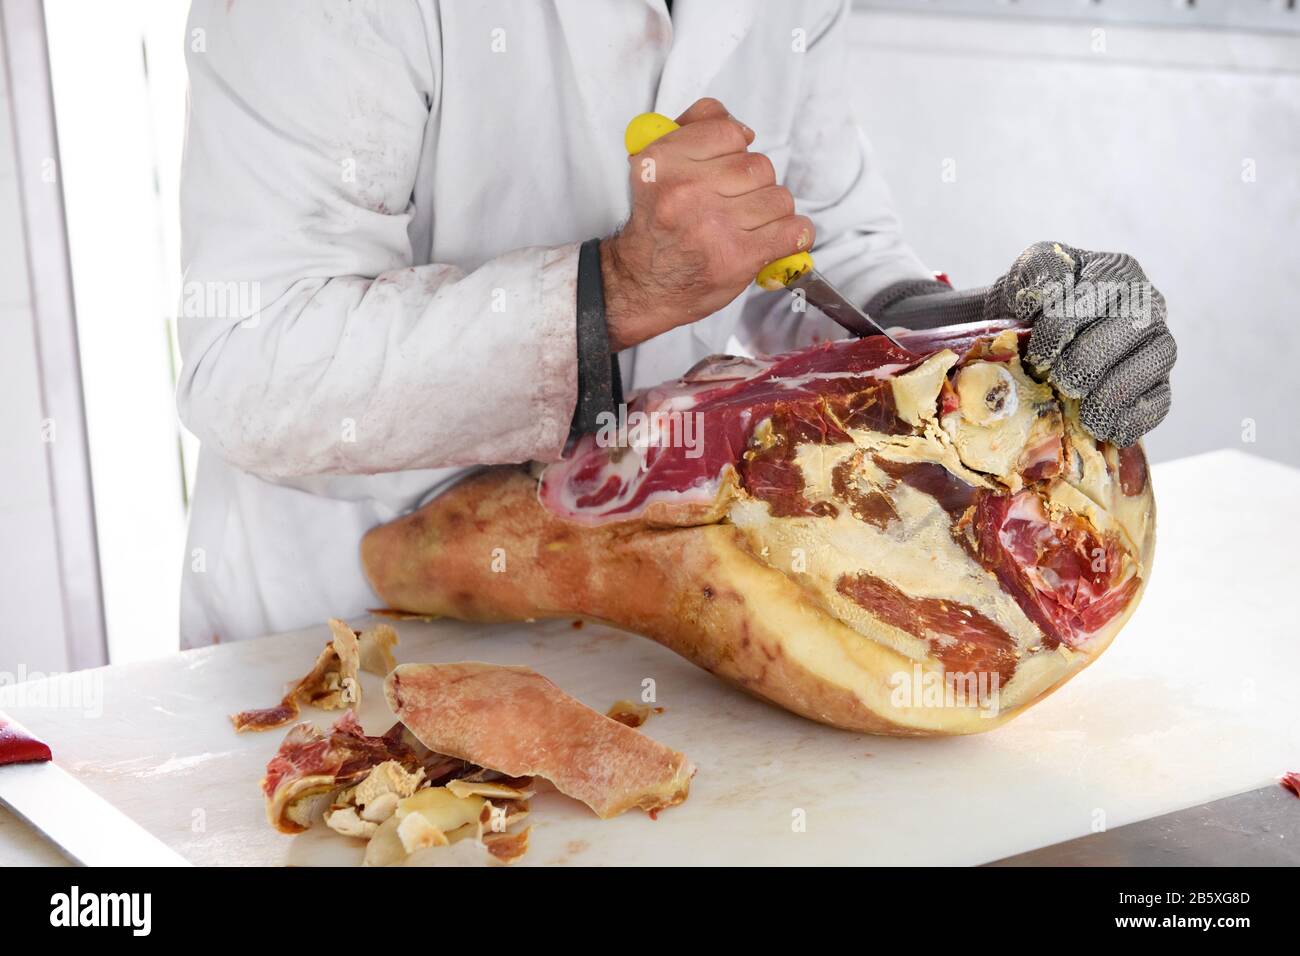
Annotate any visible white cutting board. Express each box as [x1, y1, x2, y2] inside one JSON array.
[[2, 449, 1296, 866]]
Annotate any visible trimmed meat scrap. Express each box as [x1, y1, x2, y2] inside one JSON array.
[[231, 619, 398, 733], [261, 711, 423, 834], [605, 700, 661, 728], [385, 662, 694, 819]]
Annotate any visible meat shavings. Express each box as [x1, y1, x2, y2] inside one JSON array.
[[447, 778, 535, 801], [357, 623, 399, 676], [231, 619, 400, 733], [263, 712, 535, 865], [231, 619, 362, 733], [478, 796, 531, 835], [262, 711, 422, 834], [398, 810, 449, 852], [605, 700, 664, 729], [262, 659, 683, 866], [324, 759, 426, 838], [362, 784, 531, 866], [483, 826, 531, 864], [1281, 772, 1300, 798], [386, 662, 695, 819]]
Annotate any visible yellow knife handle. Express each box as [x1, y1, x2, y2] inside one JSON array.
[[623, 113, 815, 291], [624, 112, 680, 155], [755, 252, 813, 290]]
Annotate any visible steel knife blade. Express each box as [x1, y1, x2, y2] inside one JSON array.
[[786, 269, 906, 348]]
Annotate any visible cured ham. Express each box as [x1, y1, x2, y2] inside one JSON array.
[[362, 321, 1156, 736], [385, 662, 695, 818]]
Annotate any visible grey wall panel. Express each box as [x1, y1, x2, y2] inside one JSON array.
[[847, 9, 1300, 467]]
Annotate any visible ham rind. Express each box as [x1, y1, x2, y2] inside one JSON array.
[[231, 619, 392, 733], [385, 663, 694, 818], [363, 321, 1156, 736]]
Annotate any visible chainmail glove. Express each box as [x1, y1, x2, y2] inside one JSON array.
[[983, 241, 1175, 447], [868, 242, 1175, 447]]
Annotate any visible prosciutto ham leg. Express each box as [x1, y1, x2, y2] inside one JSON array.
[[362, 322, 1156, 736]]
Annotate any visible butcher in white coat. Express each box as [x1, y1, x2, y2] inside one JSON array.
[[177, 0, 1175, 647]]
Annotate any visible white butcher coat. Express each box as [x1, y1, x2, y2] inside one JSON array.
[[177, 0, 932, 647]]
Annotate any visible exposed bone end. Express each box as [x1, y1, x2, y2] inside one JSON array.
[[942, 351, 1058, 482], [955, 361, 1019, 426]]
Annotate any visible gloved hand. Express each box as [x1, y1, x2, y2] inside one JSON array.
[[984, 242, 1175, 447], [866, 241, 1176, 447]]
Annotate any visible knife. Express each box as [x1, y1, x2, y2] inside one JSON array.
[[984, 781, 1300, 866], [625, 113, 906, 349], [0, 710, 190, 866]]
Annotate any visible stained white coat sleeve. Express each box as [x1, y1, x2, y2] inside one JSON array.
[[177, 0, 577, 480], [737, 0, 933, 355]]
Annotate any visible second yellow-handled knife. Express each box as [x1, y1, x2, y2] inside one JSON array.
[[625, 113, 905, 349]]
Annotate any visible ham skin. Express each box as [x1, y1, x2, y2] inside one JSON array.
[[362, 322, 1156, 736], [385, 662, 694, 818]]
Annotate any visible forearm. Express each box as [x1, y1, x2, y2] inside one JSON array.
[[178, 245, 580, 478]]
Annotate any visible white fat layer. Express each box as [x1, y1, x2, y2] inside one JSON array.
[[1062, 407, 1111, 506], [654, 395, 700, 413], [849, 422, 996, 491], [730, 449, 1045, 662], [791, 442, 858, 500], [1045, 477, 1136, 557], [1060, 408, 1154, 565], [769, 361, 912, 391], [890, 351, 958, 427], [540, 444, 723, 524]]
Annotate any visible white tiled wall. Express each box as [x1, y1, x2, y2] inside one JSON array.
[[848, 10, 1300, 468], [0, 38, 71, 674]]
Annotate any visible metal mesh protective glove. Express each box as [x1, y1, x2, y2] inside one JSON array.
[[869, 242, 1175, 447], [983, 241, 1175, 447]]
